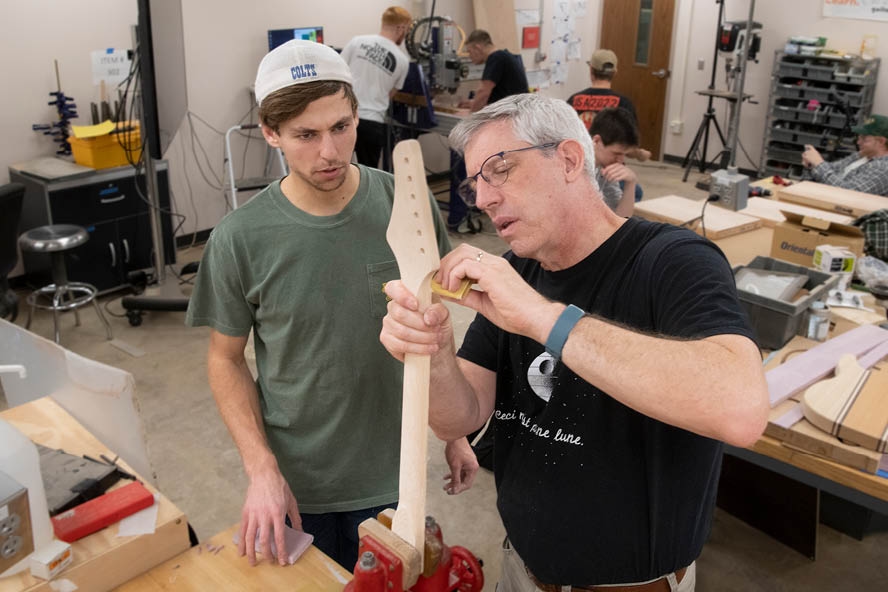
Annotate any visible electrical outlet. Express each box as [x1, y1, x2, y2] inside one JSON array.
[[1, 535, 23, 559], [670, 120, 684, 134], [697, 58, 705, 70]]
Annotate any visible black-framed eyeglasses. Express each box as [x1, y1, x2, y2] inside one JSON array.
[[457, 142, 559, 206]]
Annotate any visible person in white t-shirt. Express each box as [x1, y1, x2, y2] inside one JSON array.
[[341, 6, 411, 169]]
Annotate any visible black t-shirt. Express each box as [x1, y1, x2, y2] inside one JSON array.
[[457, 218, 755, 586], [483, 49, 530, 105], [567, 87, 637, 132]]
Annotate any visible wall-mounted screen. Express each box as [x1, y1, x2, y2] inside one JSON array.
[[268, 27, 324, 51]]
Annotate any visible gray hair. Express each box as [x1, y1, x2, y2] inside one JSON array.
[[449, 93, 597, 180]]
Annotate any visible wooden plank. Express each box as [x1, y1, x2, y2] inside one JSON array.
[[741, 197, 854, 228], [763, 336, 886, 474], [115, 524, 351, 591], [750, 435, 888, 502], [777, 180, 888, 218], [0, 398, 190, 592], [386, 140, 440, 568], [634, 195, 762, 239], [765, 324, 888, 407], [472, 0, 519, 53]]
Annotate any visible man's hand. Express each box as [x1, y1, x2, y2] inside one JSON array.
[[443, 437, 480, 494], [380, 281, 455, 360], [629, 147, 652, 162], [801, 144, 824, 168], [600, 162, 638, 185], [237, 467, 301, 566], [433, 244, 559, 342]]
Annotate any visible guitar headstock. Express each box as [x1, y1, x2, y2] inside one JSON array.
[[387, 139, 440, 300]]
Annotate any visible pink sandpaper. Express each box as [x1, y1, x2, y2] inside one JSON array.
[[232, 526, 314, 564]]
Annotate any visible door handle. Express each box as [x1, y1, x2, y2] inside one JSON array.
[[122, 239, 130, 263], [651, 69, 670, 79], [108, 243, 117, 267]]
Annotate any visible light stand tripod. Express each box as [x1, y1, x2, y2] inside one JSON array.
[[682, 0, 757, 181], [681, 0, 728, 182]]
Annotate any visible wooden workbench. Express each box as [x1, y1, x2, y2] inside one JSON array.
[[0, 398, 191, 592], [114, 524, 351, 591]]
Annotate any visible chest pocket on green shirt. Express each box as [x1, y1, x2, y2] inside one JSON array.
[[367, 260, 400, 318]]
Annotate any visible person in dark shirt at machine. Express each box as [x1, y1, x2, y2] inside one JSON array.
[[379, 93, 769, 591], [449, 30, 529, 234], [801, 114, 888, 196]]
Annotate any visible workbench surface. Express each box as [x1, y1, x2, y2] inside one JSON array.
[[114, 524, 352, 591], [0, 398, 191, 592]]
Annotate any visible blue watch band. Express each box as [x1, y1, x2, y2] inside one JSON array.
[[545, 304, 586, 359]]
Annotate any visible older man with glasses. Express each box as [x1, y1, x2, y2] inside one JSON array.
[[380, 93, 768, 592]]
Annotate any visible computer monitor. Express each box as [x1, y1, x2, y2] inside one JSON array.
[[268, 27, 324, 51]]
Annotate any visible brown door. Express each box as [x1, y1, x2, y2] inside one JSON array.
[[600, 0, 675, 160]]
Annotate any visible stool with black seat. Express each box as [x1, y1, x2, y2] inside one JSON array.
[[18, 224, 113, 344]]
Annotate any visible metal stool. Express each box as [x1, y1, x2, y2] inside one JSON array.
[[18, 224, 113, 344]]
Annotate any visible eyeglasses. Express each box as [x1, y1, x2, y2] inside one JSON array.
[[457, 142, 559, 206]]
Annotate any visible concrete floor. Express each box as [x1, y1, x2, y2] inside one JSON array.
[[3, 161, 887, 590]]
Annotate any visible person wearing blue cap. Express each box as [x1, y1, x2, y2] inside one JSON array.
[[185, 39, 466, 571], [802, 114, 888, 196]]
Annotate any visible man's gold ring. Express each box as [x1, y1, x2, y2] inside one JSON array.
[[475, 251, 484, 263]]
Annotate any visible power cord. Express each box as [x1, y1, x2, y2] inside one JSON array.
[[681, 195, 720, 239]]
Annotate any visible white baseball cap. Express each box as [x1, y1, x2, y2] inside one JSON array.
[[254, 40, 353, 105]]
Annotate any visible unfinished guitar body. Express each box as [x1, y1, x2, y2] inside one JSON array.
[[802, 354, 888, 452]]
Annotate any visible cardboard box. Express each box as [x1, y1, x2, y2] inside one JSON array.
[[813, 244, 856, 274], [770, 211, 864, 267]]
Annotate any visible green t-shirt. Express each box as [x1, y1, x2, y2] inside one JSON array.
[[186, 165, 451, 513]]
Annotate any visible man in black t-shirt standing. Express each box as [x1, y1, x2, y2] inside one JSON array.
[[459, 30, 529, 112], [380, 94, 769, 591], [448, 30, 530, 234]]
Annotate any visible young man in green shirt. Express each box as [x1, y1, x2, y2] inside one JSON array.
[[186, 40, 470, 570]]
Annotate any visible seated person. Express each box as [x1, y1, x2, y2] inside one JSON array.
[[589, 107, 641, 217], [801, 115, 888, 196]]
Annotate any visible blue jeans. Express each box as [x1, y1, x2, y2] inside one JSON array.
[[297, 501, 398, 571]]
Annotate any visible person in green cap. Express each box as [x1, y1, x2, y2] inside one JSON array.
[[801, 114, 888, 196]]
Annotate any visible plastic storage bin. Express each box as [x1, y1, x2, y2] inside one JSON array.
[[734, 256, 839, 350], [69, 126, 141, 169]]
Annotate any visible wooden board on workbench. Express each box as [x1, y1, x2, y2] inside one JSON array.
[[742, 197, 855, 228], [777, 181, 888, 218], [634, 195, 762, 239], [764, 336, 886, 474], [115, 525, 351, 591], [0, 398, 190, 592]]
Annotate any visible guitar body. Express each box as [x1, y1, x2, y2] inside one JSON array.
[[802, 354, 888, 452]]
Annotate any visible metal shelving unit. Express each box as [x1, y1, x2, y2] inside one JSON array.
[[759, 51, 880, 180]]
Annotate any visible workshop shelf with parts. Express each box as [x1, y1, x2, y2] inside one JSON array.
[[759, 51, 880, 180]]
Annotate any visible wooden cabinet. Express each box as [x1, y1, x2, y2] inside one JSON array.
[[11, 163, 175, 294]]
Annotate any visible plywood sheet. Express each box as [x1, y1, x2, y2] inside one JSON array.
[[777, 181, 888, 218], [634, 195, 762, 239], [742, 197, 854, 228], [472, 0, 519, 53]]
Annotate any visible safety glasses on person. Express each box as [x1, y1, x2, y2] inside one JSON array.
[[457, 142, 559, 205]]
